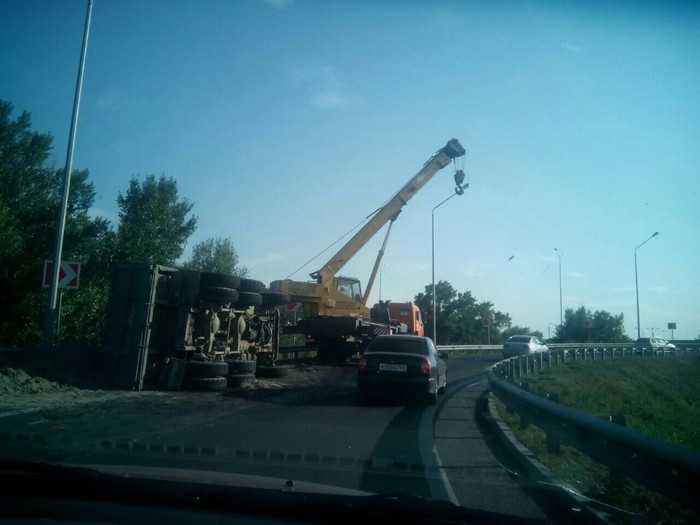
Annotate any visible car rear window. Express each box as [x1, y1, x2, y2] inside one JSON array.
[[366, 339, 428, 355], [508, 336, 531, 343]]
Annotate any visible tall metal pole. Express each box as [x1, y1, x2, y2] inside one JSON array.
[[635, 231, 659, 339], [44, 0, 94, 346], [431, 192, 458, 345], [554, 248, 562, 327]]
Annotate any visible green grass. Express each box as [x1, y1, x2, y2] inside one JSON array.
[[495, 356, 700, 524]]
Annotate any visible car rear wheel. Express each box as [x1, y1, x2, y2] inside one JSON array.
[[426, 386, 438, 405], [438, 374, 446, 395]]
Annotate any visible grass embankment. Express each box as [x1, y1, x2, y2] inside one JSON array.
[[495, 356, 700, 524]]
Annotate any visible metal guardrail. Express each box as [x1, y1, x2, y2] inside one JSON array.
[[488, 346, 700, 513]]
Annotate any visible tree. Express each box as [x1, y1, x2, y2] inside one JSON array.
[[501, 325, 543, 342], [114, 174, 197, 266], [183, 237, 248, 276], [0, 100, 113, 345], [555, 306, 629, 343], [414, 281, 518, 345]]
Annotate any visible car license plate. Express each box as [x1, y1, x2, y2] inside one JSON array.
[[379, 363, 406, 372]]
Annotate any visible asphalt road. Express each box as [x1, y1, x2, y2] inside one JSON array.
[[0, 354, 561, 522]]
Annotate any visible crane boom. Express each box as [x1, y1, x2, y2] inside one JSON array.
[[309, 138, 465, 287]]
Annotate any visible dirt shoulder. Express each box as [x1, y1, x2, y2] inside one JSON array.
[[1, 348, 355, 415]]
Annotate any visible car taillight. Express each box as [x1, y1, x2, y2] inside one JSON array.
[[419, 357, 431, 375], [358, 356, 367, 371]]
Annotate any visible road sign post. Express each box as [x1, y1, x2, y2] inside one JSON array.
[[43, 261, 81, 339], [482, 317, 491, 344]]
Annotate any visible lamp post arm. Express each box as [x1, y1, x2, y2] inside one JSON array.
[[634, 232, 659, 340]]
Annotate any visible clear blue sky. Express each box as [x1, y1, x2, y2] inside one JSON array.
[[2, 0, 698, 340]]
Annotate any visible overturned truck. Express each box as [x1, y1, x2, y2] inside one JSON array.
[[99, 262, 290, 391]]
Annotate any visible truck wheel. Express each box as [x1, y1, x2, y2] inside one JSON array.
[[227, 359, 257, 374], [261, 292, 291, 306], [200, 286, 239, 304], [255, 365, 289, 378], [238, 278, 265, 293], [200, 272, 241, 290], [185, 360, 230, 378], [181, 376, 227, 392], [227, 373, 256, 388], [235, 292, 263, 307]]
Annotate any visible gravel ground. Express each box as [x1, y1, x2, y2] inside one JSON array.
[[0, 351, 355, 416]]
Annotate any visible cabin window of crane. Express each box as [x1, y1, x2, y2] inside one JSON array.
[[337, 277, 362, 301]]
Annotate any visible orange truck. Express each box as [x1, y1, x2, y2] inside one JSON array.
[[375, 301, 425, 336]]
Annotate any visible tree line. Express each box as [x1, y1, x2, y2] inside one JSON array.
[[1, 99, 630, 349], [0, 100, 246, 347], [412, 283, 629, 345]]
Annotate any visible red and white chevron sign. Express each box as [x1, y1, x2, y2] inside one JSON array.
[[43, 260, 81, 289]]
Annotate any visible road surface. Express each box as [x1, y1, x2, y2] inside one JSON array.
[[0, 354, 563, 521]]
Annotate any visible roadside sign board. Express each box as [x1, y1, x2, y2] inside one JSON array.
[[43, 260, 81, 289], [481, 317, 490, 328]]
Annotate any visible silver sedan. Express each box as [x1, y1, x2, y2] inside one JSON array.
[[502, 335, 549, 359]]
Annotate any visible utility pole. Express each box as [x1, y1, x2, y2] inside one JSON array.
[[44, 0, 94, 347]]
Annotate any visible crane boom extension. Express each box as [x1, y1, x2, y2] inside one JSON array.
[[310, 138, 465, 287]]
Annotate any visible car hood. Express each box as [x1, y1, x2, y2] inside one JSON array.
[[68, 462, 371, 496], [0, 460, 548, 524]]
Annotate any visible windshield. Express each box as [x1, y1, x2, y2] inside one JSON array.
[[365, 338, 429, 355], [1, 2, 698, 524], [508, 336, 532, 343]]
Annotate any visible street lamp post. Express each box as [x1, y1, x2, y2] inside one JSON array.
[[432, 193, 457, 345], [431, 170, 468, 345], [635, 231, 659, 340], [554, 248, 563, 328]]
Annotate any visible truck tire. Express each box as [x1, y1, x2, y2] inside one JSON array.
[[238, 278, 265, 293], [255, 365, 290, 378], [200, 272, 241, 290], [235, 292, 263, 307], [181, 376, 228, 392], [227, 373, 256, 388], [200, 286, 239, 304], [261, 292, 291, 306], [227, 359, 257, 375], [185, 360, 230, 378]]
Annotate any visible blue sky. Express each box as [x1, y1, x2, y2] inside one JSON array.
[[2, 0, 699, 340]]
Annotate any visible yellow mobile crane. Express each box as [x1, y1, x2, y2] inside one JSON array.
[[271, 139, 466, 362]]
